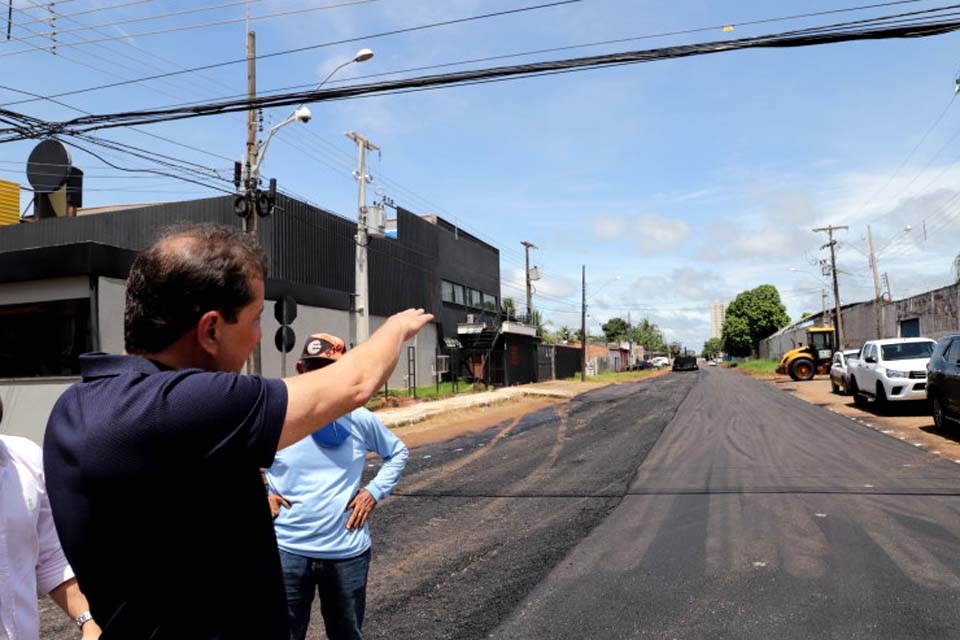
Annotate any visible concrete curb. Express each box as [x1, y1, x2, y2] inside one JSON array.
[[375, 386, 580, 429]]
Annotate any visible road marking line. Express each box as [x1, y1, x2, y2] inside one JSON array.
[[815, 513, 827, 518], [752, 561, 767, 568]]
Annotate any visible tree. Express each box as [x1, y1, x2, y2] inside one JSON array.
[[574, 328, 585, 343], [668, 341, 683, 357], [721, 284, 790, 357], [702, 337, 723, 358], [721, 314, 753, 357], [601, 317, 630, 343], [630, 318, 664, 352], [800, 311, 812, 319], [502, 297, 516, 320], [556, 326, 573, 343]]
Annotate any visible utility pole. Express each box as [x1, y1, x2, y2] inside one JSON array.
[[813, 225, 848, 350], [627, 311, 633, 366], [867, 224, 883, 339], [243, 29, 262, 376], [345, 131, 379, 344], [521, 240, 538, 323], [581, 264, 586, 382]]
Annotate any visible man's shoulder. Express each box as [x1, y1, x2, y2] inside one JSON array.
[[0, 435, 42, 470], [344, 407, 385, 429]]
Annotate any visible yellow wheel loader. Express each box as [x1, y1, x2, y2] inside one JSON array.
[[775, 327, 836, 381]]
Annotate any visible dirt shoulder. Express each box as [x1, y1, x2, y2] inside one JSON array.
[[389, 370, 671, 449], [738, 369, 960, 462]]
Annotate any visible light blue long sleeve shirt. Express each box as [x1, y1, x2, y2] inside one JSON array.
[[265, 407, 408, 559]]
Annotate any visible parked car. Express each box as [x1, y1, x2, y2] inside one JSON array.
[[651, 356, 669, 368], [829, 349, 861, 395], [708, 359, 718, 367], [628, 360, 654, 371], [847, 338, 936, 409], [927, 333, 960, 430], [672, 355, 699, 372]]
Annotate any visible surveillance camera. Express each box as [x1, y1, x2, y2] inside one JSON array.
[[294, 106, 312, 123]]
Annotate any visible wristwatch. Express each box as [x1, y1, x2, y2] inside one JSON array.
[[74, 611, 93, 629]]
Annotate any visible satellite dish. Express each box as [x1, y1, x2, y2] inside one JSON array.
[[27, 139, 72, 193]]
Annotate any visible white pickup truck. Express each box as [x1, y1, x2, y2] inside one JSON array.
[[847, 337, 936, 408]]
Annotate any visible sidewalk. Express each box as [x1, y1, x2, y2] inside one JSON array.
[[374, 379, 607, 428]]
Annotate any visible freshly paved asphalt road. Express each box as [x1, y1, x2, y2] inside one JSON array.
[[491, 368, 960, 639], [41, 368, 960, 638], [355, 367, 960, 640]]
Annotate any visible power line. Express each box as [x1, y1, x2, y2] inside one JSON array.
[[20, 8, 960, 139], [9, 0, 382, 47], [12, 0, 160, 29], [109, 0, 933, 112], [0, 0, 583, 105]]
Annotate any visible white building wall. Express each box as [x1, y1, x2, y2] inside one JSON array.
[[0, 380, 76, 444], [97, 276, 127, 354], [0, 278, 439, 445], [0, 277, 93, 444]]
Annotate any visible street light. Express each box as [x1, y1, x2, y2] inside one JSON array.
[[241, 48, 374, 377], [251, 48, 374, 181]]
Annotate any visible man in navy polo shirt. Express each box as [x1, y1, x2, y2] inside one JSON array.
[[42, 224, 432, 639]]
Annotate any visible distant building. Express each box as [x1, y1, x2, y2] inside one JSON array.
[[710, 301, 728, 339]]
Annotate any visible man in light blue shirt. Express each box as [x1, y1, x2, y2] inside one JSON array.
[[266, 333, 409, 640]]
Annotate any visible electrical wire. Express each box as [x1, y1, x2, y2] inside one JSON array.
[[10, 0, 382, 47], [0, 0, 584, 104], [21, 9, 960, 139], [109, 0, 935, 112], [59, 135, 236, 194], [12, 0, 161, 29]]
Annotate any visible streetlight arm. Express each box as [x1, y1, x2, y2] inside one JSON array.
[[252, 112, 297, 179]]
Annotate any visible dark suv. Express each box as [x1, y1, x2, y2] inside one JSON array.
[[927, 334, 960, 430]]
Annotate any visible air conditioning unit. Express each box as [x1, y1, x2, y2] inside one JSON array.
[[466, 314, 476, 324]]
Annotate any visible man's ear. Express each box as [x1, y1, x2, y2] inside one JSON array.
[[196, 311, 221, 356]]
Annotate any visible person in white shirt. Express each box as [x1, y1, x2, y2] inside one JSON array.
[[0, 398, 101, 640]]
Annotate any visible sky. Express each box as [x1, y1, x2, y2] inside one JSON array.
[[3, 0, 960, 350]]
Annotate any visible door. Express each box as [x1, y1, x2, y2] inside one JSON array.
[[900, 318, 920, 338], [861, 344, 878, 393], [944, 339, 960, 414]]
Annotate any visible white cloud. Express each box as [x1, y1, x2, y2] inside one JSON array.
[[591, 214, 690, 251]]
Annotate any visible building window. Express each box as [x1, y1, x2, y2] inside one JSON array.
[[467, 288, 483, 308], [442, 280, 468, 306], [442, 280, 456, 303], [0, 299, 92, 378], [482, 293, 497, 311]]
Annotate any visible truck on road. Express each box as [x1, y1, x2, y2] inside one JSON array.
[[847, 337, 936, 409]]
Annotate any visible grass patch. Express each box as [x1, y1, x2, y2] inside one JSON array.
[[732, 359, 779, 374], [365, 380, 483, 409], [565, 369, 662, 383]]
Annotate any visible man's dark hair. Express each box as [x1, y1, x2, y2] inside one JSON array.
[[125, 223, 267, 354]]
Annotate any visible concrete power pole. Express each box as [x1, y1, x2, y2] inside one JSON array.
[[581, 264, 586, 382], [521, 240, 538, 322], [813, 225, 848, 350], [244, 29, 262, 376], [867, 224, 883, 339], [345, 131, 379, 344]]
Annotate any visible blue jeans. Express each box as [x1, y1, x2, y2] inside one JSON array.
[[279, 548, 371, 640]]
